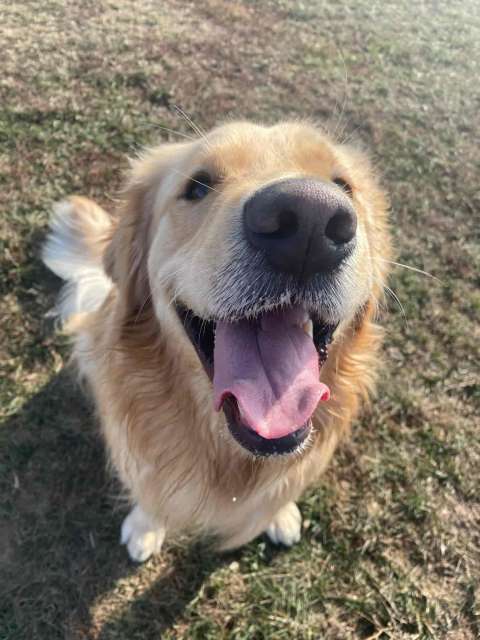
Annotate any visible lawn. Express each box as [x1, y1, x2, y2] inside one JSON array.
[[1, 1, 479, 638]]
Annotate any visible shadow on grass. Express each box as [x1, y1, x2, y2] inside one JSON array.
[[0, 371, 225, 639], [96, 541, 227, 640]]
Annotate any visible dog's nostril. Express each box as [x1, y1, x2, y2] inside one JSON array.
[[246, 208, 298, 238], [272, 210, 299, 239], [324, 208, 357, 245]]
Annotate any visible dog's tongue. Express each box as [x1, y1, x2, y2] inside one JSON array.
[[213, 307, 330, 440]]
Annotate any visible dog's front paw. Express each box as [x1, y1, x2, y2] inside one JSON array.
[[266, 501, 302, 547], [120, 505, 165, 562]]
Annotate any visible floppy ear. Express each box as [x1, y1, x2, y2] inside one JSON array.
[[103, 143, 185, 321]]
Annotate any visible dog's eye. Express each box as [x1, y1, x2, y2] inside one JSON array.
[[183, 172, 213, 201], [333, 177, 353, 196]]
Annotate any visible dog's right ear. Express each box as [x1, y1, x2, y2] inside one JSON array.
[[103, 143, 185, 322]]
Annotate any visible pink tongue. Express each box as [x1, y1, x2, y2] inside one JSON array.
[[213, 307, 330, 440]]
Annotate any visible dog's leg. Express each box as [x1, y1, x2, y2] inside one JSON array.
[[265, 501, 302, 547], [120, 504, 166, 562]]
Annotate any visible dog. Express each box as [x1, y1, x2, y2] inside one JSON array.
[[43, 121, 390, 561]]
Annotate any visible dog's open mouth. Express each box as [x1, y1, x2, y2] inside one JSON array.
[[176, 305, 336, 456]]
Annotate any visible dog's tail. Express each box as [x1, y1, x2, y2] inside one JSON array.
[[42, 196, 114, 325]]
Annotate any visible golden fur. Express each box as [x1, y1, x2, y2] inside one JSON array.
[[44, 121, 390, 555]]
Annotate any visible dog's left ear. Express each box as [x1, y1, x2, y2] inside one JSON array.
[[104, 143, 184, 321]]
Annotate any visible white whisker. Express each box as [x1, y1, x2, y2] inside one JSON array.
[[330, 43, 350, 142], [384, 284, 408, 327], [173, 105, 212, 150], [139, 121, 197, 142], [376, 258, 441, 283], [170, 168, 220, 194]]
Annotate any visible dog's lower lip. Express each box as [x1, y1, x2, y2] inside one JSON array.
[[223, 396, 311, 456]]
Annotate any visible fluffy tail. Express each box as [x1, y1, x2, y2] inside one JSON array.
[[42, 196, 114, 325]]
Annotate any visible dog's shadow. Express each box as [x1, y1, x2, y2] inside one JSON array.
[[2, 244, 290, 639], [0, 369, 236, 638]]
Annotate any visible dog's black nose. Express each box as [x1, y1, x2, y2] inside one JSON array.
[[243, 178, 357, 279]]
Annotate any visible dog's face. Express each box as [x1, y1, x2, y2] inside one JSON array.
[[107, 121, 389, 458]]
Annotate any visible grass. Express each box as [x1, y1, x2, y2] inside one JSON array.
[[1, 0, 479, 638]]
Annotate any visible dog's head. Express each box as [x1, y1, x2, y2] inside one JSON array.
[[105, 121, 390, 457]]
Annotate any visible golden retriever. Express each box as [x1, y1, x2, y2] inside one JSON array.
[[43, 121, 390, 561]]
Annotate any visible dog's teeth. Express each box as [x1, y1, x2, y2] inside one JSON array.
[[303, 319, 313, 337]]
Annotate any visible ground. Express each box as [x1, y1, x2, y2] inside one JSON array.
[[1, 1, 479, 638]]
